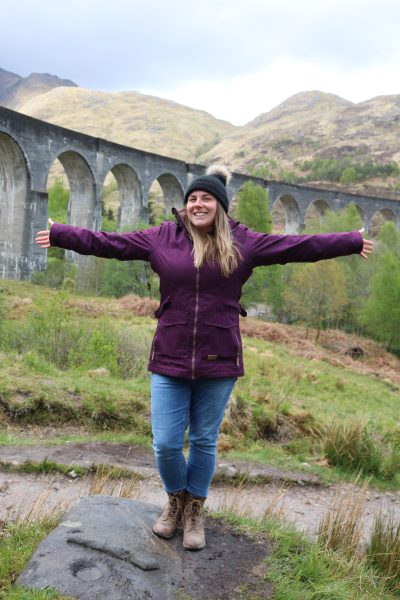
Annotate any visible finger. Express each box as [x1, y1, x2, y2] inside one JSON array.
[[48, 218, 54, 227], [359, 227, 365, 235], [35, 237, 50, 246]]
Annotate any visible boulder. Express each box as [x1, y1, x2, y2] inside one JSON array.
[[17, 496, 273, 600]]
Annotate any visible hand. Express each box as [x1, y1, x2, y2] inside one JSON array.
[[35, 218, 54, 249], [359, 228, 373, 260]]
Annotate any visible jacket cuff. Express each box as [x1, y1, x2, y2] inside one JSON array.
[[49, 222, 66, 247]]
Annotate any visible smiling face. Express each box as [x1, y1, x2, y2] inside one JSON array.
[[186, 191, 218, 232]]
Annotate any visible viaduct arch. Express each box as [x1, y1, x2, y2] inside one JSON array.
[[1, 106, 399, 280]]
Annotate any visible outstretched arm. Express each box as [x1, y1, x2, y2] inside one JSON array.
[[35, 219, 161, 262], [245, 227, 372, 267]]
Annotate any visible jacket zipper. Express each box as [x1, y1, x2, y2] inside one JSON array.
[[191, 269, 200, 379]]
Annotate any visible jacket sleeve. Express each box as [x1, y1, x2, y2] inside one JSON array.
[[245, 229, 364, 267], [49, 222, 161, 261]]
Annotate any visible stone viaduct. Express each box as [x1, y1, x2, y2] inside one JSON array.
[[1, 106, 399, 280]]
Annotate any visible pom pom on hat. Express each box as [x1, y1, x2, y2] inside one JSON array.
[[184, 164, 231, 213], [205, 164, 231, 186]]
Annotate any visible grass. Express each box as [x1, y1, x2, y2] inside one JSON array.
[[0, 463, 146, 598], [367, 512, 400, 593], [317, 481, 367, 556], [212, 508, 398, 600], [2, 511, 395, 600], [0, 429, 152, 447], [324, 420, 400, 479], [1, 279, 400, 490], [0, 518, 73, 600], [0, 349, 152, 432], [240, 338, 400, 432], [0, 458, 143, 480], [0, 458, 146, 598], [1, 459, 399, 599]]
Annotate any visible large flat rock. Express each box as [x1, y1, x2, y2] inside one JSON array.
[[17, 496, 273, 600]]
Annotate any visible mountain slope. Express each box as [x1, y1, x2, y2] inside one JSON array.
[[201, 90, 400, 197], [2, 68, 400, 197], [16, 85, 236, 162], [0, 67, 77, 109]]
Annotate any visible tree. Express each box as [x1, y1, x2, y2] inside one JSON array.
[[360, 252, 400, 353], [340, 167, 357, 185], [48, 178, 70, 224], [318, 202, 363, 234], [283, 260, 347, 339], [99, 259, 158, 299], [304, 202, 368, 332], [237, 182, 274, 311], [377, 221, 400, 258], [237, 182, 271, 233]]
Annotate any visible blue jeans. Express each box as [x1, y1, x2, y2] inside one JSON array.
[[151, 373, 237, 498]]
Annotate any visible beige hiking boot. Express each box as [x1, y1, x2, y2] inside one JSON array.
[[183, 495, 206, 550], [152, 491, 186, 539]]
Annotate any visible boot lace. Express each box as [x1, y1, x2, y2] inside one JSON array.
[[185, 499, 204, 531], [166, 496, 179, 519]]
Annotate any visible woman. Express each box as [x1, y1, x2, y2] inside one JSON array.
[[35, 165, 373, 551]]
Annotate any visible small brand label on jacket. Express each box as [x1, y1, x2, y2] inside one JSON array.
[[207, 355, 218, 361]]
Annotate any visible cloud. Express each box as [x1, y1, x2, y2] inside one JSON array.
[[1, 0, 400, 123], [155, 56, 400, 125]]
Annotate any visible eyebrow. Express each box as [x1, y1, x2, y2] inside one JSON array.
[[189, 193, 212, 199]]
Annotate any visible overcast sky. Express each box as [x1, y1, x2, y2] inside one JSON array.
[[2, 0, 400, 125]]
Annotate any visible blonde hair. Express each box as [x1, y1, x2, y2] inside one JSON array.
[[180, 204, 242, 277]]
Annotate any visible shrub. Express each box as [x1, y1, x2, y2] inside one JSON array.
[[0, 290, 151, 378], [367, 512, 400, 593], [318, 485, 365, 557], [0, 287, 9, 337], [340, 166, 357, 185], [323, 420, 399, 479], [116, 327, 152, 378]]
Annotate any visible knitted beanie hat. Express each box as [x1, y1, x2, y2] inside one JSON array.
[[184, 165, 231, 213]]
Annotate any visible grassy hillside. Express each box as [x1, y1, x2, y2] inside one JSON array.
[[201, 91, 400, 197], [1, 279, 400, 599], [17, 86, 236, 163], [1, 279, 399, 490], [3, 68, 400, 196]]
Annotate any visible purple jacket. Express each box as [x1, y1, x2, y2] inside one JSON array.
[[50, 211, 363, 380]]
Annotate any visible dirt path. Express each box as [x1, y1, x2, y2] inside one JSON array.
[[1, 441, 399, 546]]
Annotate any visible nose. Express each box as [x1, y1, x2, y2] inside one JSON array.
[[193, 199, 205, 209]]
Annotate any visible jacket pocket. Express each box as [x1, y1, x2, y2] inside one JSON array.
[[202, 312, 241, 361], [152, 309, 189, 358]]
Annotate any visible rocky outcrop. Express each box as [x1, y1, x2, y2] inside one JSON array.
[[16, 496, 273, 600]]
